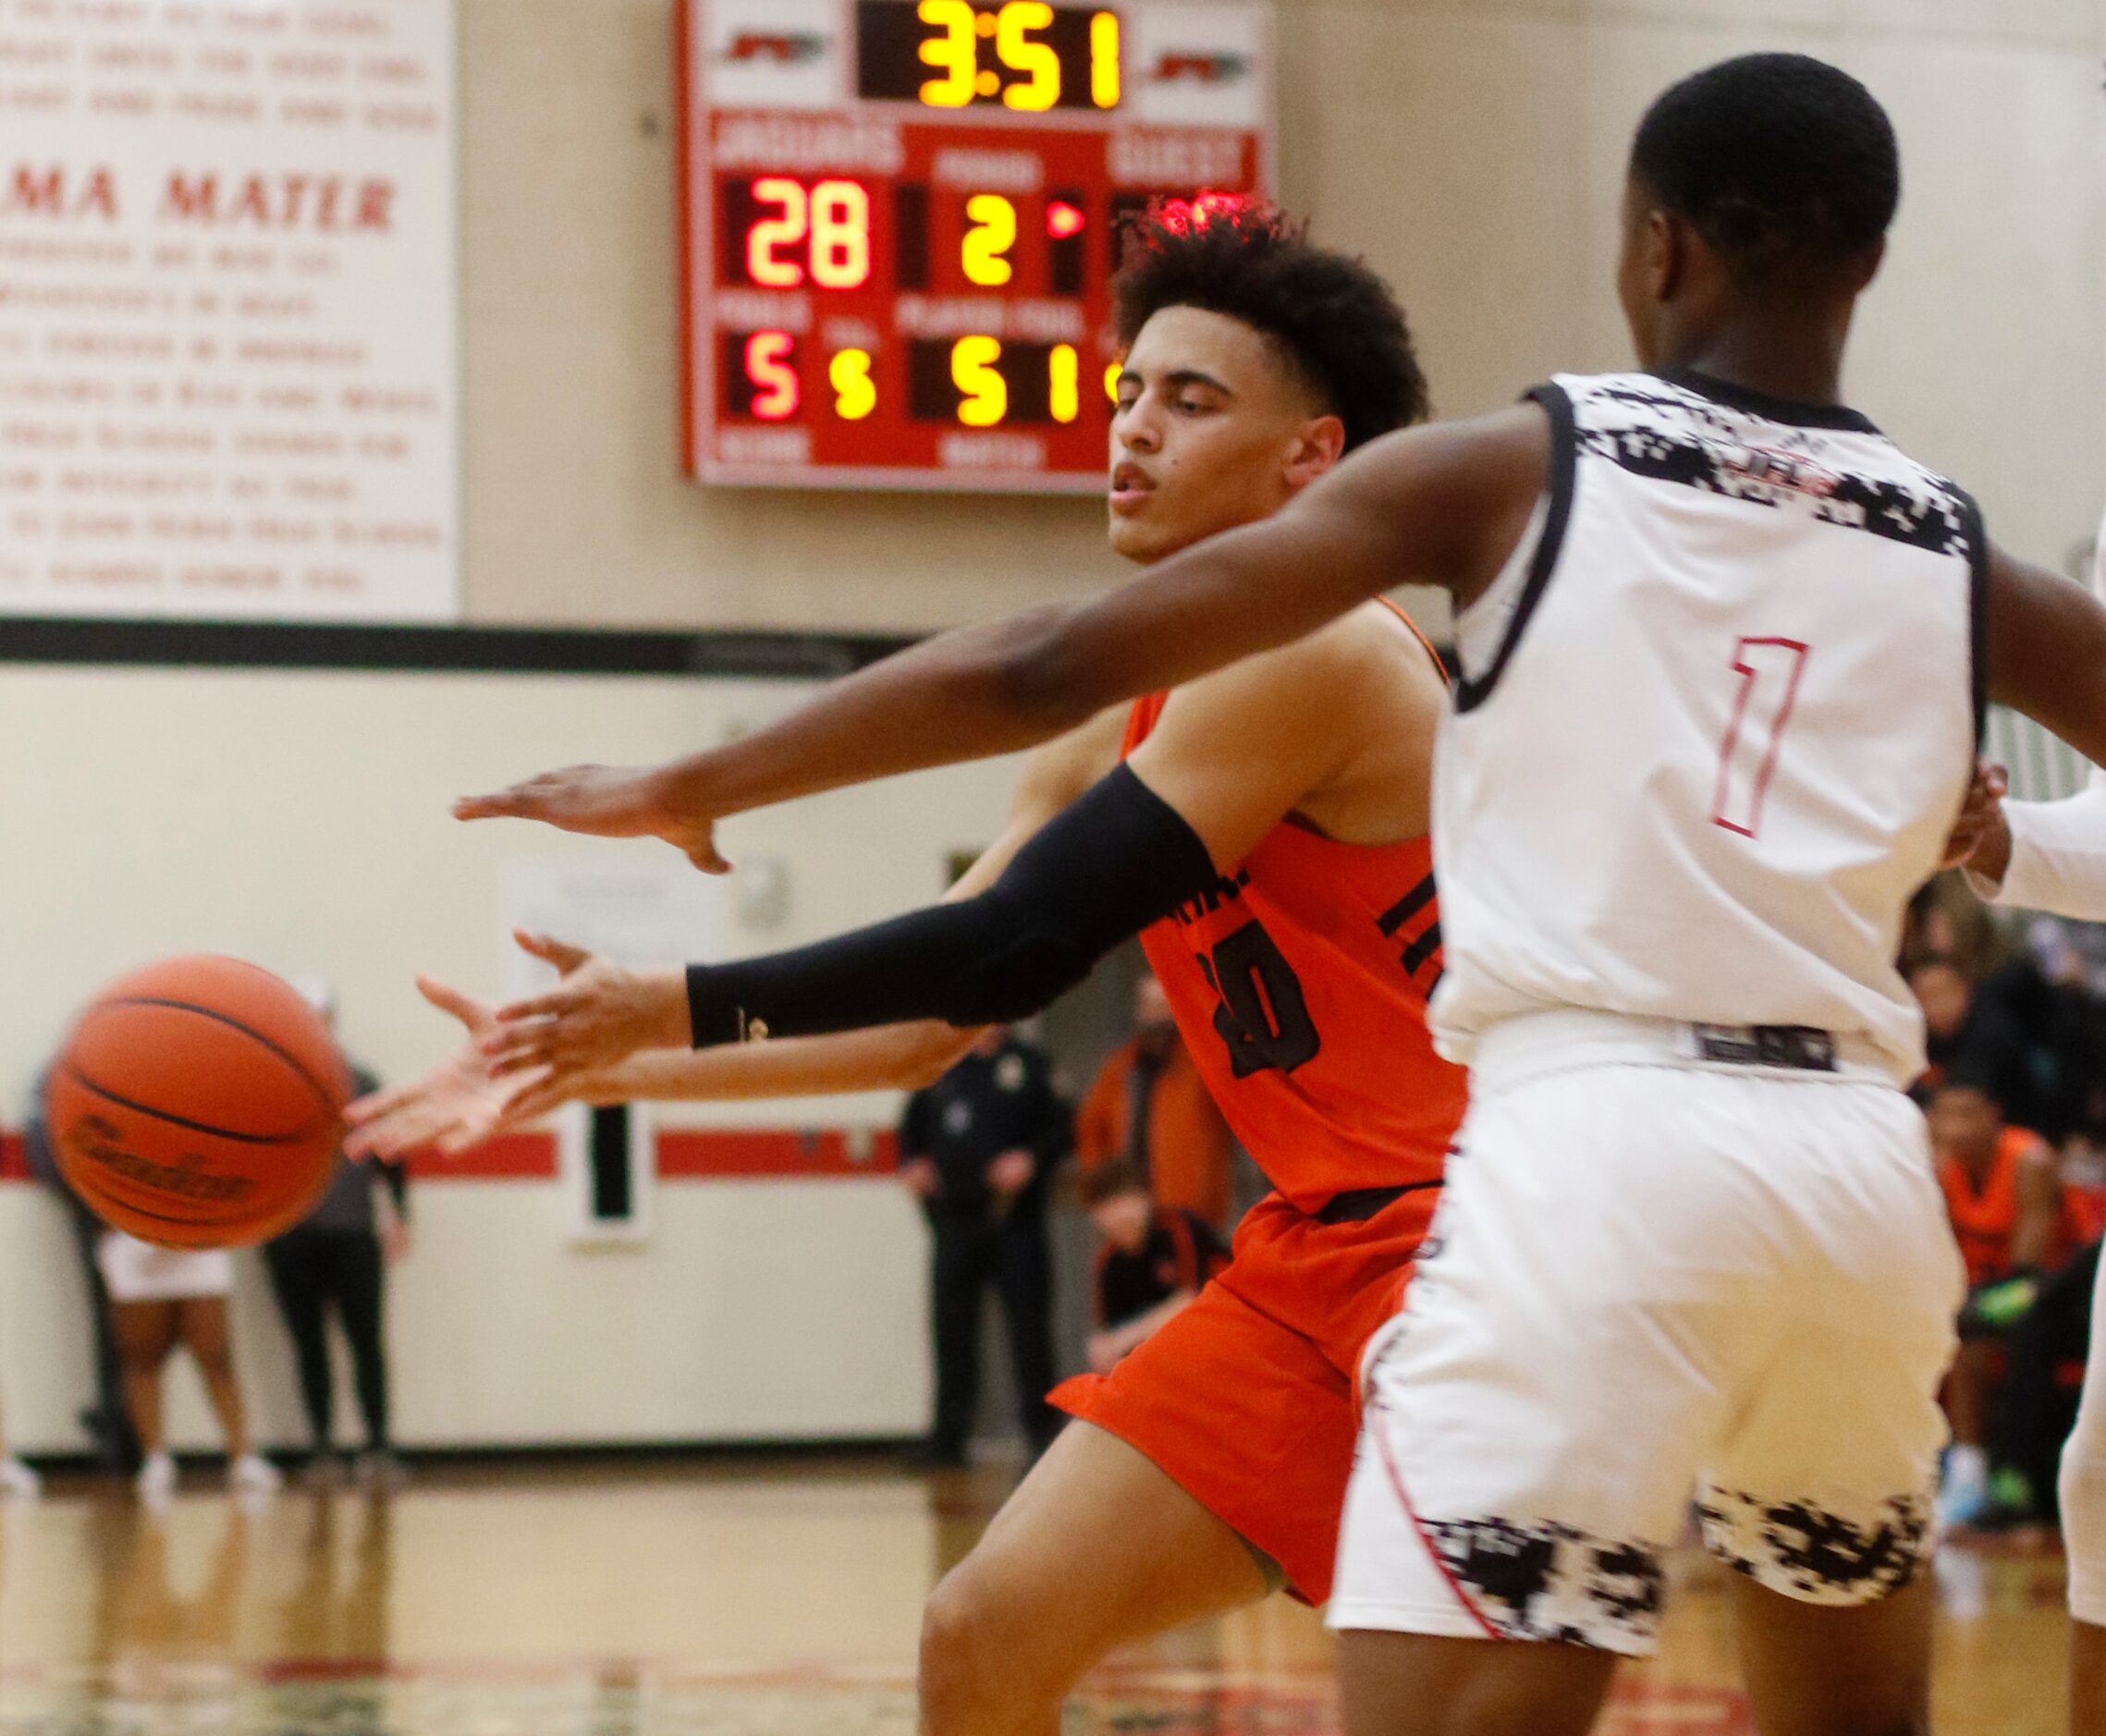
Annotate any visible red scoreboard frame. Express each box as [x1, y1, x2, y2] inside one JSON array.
[[680, 0, 1275, 493]]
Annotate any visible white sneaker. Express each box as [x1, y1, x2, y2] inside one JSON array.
[[136, 1451, 177, 1505], [0, 1456, 40, 1499], [1938, 1443, 1990, 1532], [229, 1452, 281, 1497]]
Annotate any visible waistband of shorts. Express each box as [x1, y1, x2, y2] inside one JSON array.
[[1466, 1009, 1900, 1094]]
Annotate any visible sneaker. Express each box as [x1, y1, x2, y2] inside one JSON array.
[[229, 1453, 282, 1497], [351, 1450, 408, 1492], [1938, 1445, 1990, 1532], [136, 1451, 177, 1506], [0, 1456, 40, 1500], [1974, 1467, 2042, 1532]]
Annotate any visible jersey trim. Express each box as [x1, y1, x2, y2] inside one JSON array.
[[1662, 369, 1883, 436], [1957, 487, 1990, 749], [1454, 382, 1577, 715], [1377, 596, 1452, 686]]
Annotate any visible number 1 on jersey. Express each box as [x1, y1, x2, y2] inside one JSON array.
[[1713, 638, 1810, 839]]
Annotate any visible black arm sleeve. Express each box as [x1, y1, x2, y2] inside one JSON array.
[[686, 764, 1219, 1047]]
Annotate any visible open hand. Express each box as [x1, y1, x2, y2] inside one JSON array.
[[483, 945, 692, 1083], [343, 976, 539, 1160], [453, 764, 730, 874], [342, 935, 596, 1159]]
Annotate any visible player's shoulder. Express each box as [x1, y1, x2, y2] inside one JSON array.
[[1168, 599, 1439, 723]]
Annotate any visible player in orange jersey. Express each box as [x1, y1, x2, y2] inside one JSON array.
[[1928, 1068, 2088, 1528], [358, 203, 1466, 1732]]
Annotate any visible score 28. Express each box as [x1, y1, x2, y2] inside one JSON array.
[[745, 179, 873, 290]]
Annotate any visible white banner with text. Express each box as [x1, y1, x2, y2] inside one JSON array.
[[0, 0, 459, 620]]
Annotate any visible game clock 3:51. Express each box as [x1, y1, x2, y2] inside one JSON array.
[[856, 1, 1123, 112]]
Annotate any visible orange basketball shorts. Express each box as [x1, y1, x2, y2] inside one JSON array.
[[1050, 1181, 1439, 1605]]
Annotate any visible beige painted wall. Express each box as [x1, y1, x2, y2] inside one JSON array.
[[460, 0, 2106, 632], [0, 665, 1022, 1452]]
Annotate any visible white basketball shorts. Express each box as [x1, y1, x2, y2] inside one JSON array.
[[97, 1232, 235, 1304], [1330, 1012, 1965, 1655]]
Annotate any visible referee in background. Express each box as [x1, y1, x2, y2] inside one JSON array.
[[899, 1024, 1071, 1468]]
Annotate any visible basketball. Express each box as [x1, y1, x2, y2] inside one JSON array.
[[46, 955, 352, 1250]]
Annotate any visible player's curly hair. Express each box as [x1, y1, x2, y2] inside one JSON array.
[[1631, 54, 1899, 287], [1112, 198, 1429, 451]]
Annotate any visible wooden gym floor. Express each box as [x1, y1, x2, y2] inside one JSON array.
[[0, 1454, 2072, 1733]]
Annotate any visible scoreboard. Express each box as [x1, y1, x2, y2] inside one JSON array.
[[680, 0, 1275, 493]]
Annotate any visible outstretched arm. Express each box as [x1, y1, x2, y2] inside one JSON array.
[[456, 407, 1548, 865], [477, 620, 1394, 1088], [346, 715, 1124, 1157]]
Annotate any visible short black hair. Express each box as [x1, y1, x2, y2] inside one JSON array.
[[1112, 198, 1428, 451], [1630, 54, 1900, 285], [1931, 1060, 2006, 1117]]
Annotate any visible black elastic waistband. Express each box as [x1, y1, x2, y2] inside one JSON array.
[[1313, 1179, 1441, 1226]]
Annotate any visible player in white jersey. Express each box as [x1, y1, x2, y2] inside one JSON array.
[[445, 55, 2106, 1733], [1958, 505, 2106, 1736]]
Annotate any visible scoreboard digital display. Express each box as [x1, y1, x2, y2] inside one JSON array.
[[680, 0, 1275, 493]]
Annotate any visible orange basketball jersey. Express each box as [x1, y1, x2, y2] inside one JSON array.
[[1941, 1124, 2083, 1287], [1122, 649, 1468, 1214]]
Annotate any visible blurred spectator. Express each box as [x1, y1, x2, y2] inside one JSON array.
[[899, 1025, 1071, 1467], [1981, 1239, 2099, 1529], [0, 1400, 38, 1499], [1079, 1156, 1229, 1375], [1908, 953, 2041, 1129], [1906, 873, 2014, 984], [264, 983, 409, 1489], [2003, 917, 2106, 1143], [22, 1070, 139, 1472], [1930, 1070, 2089, 1527], [99, 1231, 279, 1503], [1077, 974, 1237, 1231]]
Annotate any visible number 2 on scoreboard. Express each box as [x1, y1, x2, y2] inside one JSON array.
[[1712, 637, 1810, 839]]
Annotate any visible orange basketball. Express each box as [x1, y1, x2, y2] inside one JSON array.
[[48, 955, 351, 1249]]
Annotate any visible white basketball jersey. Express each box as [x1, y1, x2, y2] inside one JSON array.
[[1430, 371, 1986, 1085]]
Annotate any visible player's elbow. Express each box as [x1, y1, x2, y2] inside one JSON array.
[[983, 605, 1119, 732]]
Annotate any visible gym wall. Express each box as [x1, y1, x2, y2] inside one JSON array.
[[457, 0, 2106, 634], [0, 661, 1021, 1453]]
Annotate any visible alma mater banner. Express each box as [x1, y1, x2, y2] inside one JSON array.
[[0, 0, 459, 621]]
